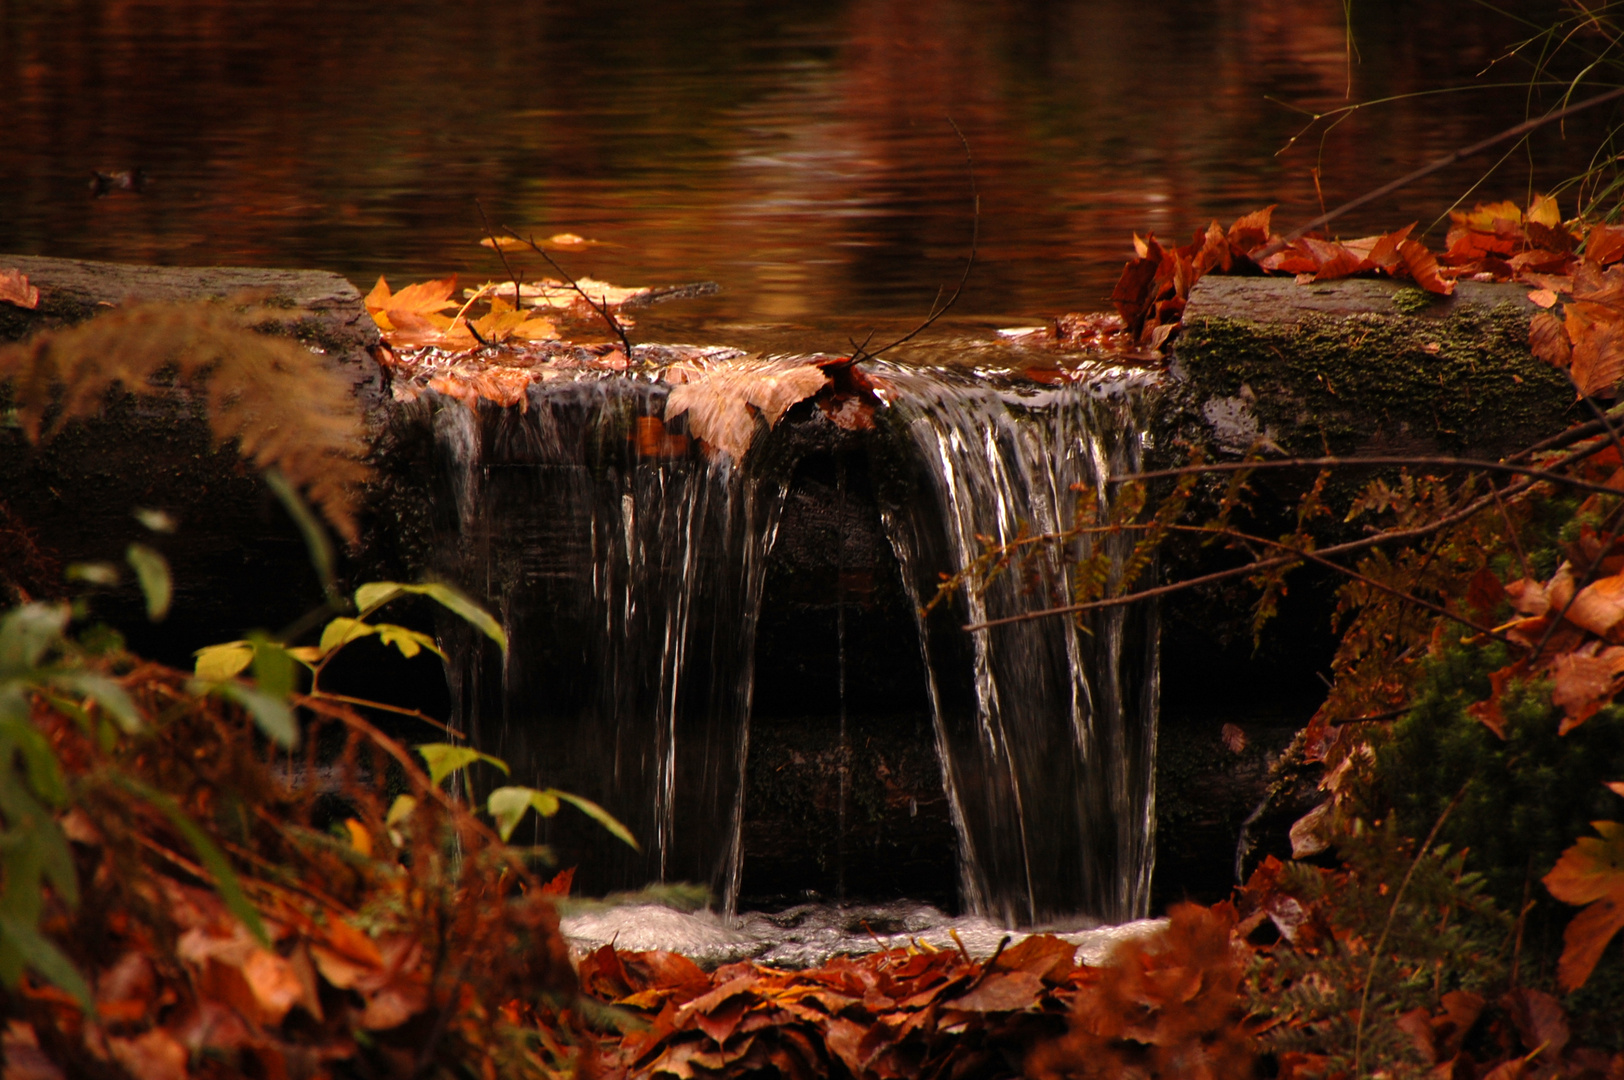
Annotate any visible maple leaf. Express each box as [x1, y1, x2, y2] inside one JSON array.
[[364, 275, 459, 333], [1543, 818, 1624, 991], [0, 268, 40, 309]]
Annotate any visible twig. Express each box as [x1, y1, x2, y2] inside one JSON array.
[[963, 472, 1537, 631], [501, 227, 635, 359], [1113, 454, 1624, 501], [306, 690, 463, 736], [1259, 82, 1624, 252], [474, 199, 526, 313], [850, 117, 979, 363]]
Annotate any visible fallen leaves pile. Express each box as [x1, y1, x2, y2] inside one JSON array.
[[1102, 197, 1624, 398], [574, 903, 1249, 1080]]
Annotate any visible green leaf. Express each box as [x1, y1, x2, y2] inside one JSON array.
[[116, 776, 267, 945], [0, 603, 70, 677], [484, 785, 637, 849], [64, 562, 120, 586], [318, 617, 374, 657], [555, 790, 640, 851], [249, 635, 297, 700], [0, 915, 92, 1007], [45, 671, 143, 735], [208, 682, 298, 748], [355, 582, 507, 655], [374, 624, 445, 661], [125, 543, 172, 621], [417, 742, 508, 787], [264, 467, 338, 603], [385, 794, 418, 826], [0, 715, 68, 806], [487, 786, 536, 842], [194, 641, 254, 681]]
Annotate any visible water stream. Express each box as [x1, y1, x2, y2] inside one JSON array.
[[435, 374, 784, 905], [877, 365, 1159, 926], [431, 355, 1157, 930]]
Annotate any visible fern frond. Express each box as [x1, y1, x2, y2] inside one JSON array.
[[0, 299, 372, 541]]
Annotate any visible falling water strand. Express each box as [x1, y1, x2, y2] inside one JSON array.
[[433, 377, 785, 905], [877, 364, 1160, 926], [835, 452, 850, 906]]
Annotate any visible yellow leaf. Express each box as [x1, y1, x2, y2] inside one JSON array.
[[343, 818, 373, 857], [1528, 194, 1561, 228]]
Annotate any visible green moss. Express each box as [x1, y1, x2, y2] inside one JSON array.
[[1389, 286, 1435, 315], [1167, 302, 1572, 459]]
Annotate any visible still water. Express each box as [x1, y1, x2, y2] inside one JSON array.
[[0, 0, 1607, 341]]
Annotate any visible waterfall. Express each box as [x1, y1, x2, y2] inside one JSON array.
[[432, 376, 783, 907], [876, 365, 1159, 927], [425, 359, 1157, 926]]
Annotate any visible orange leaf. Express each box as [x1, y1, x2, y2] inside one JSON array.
[[1570, 312, 1624, 397], [1226, 206, 1275, 254], [1564, 572, 1624, 637], [0, 268, 40, 310], [1397, 239, 1455, 295], [1549, 651, 1617, 733], [1543, 820, 1624, 991], [108, 1028, 188, 1080], [541, 866, 576, 896], [1585, 224, 1624, 266]]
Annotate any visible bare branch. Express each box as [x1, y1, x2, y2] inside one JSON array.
[[501, 226, 635, 359]]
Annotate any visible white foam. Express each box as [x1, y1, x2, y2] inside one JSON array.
[[560, 900, 1166, 970]]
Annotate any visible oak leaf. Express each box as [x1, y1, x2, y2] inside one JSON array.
[[1543, 819, 1624, 991]]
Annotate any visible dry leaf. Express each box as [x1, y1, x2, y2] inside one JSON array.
[[1543, 820, 1624, 991], [664, 358, 829, 460], [0, 268, 40, 309]]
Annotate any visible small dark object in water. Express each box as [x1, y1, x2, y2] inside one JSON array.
[[90, 169, 146, 196]]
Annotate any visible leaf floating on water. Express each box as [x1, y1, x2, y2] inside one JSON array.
[[664, 357, 830, 461]]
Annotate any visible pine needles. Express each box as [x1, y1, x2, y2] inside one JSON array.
[[0, 298, 372, 541]]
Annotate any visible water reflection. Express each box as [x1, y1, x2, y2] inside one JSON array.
[[0, 0, 1599, 326]]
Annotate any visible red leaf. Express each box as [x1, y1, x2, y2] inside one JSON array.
[[540, 866, 576, 896]]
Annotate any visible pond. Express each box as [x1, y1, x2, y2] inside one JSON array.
[[0, 0, 1607, 348]]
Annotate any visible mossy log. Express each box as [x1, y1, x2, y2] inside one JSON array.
[[1152, 276, 1578, 902], [1162, 276, 1571, 461]]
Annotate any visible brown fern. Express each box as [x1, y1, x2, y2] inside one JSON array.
[[0, 299, 372, 541]]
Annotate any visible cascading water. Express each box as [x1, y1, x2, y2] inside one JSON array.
[[431, 373, 783, 906], [423, 354, 1156, 928], [876, 364, 1159, 927]]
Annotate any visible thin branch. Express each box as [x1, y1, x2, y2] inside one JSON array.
[[474, 199, 525, 313], [851, 117, 979, 363], [1255, 82, 1624, 254], [963, 473, 1534, 631], [306, 690, 464, 737], [1113, 454, 1624, 501], [501, 226, 634, 359]]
